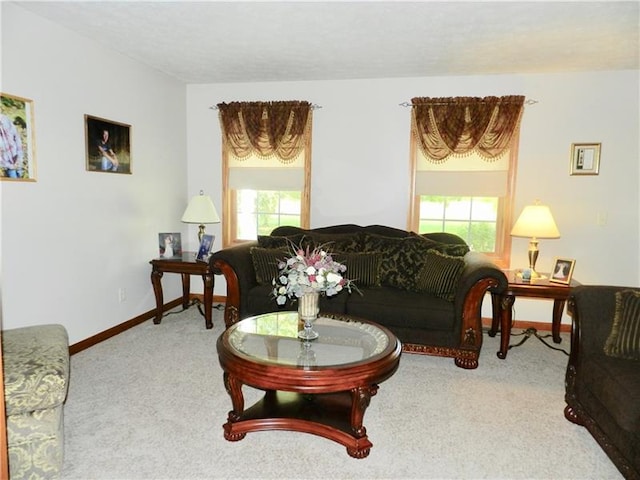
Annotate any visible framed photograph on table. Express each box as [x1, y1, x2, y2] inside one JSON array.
[[570, 143, 600, 175], [158, 233, 182, 259], [196, 234, 214, 262], [1, 92, 37, 181], [85, 114, 132, 174], [550, 257, 576, 285]]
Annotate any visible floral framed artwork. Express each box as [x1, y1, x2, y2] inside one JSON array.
[[85, 114, 132, 174], [550, 257, 576, 285], [1, 92, 37, 181], [570, 143, 600, 176]]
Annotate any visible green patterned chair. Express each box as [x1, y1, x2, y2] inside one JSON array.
[[2, 324, 70, 480]]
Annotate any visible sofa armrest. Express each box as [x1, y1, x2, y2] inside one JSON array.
[[210, 241, 259, 328], [453, 252, 508, 354]]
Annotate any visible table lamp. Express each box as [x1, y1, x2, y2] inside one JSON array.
[[510, 200, 560, 279], [181, 190, 220, 244]]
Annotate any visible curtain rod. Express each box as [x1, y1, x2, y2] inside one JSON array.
[[399, 99, 538, 107], [209, 104, 322, 110]]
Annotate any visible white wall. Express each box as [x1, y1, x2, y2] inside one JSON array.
[[1, 4, 187, 343], [187, 69, 640, 325]]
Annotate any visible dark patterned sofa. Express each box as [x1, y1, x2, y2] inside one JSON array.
[[211, 224, 507, 369], [2, 324, 70, 480], [565, 285, 640, 479]]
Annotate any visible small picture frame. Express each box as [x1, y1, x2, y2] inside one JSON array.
[[158, 233, 182, 259], [85, 114, 132, 174], [550, 257, 576, 285], [1, 92, 37, 181], [570, 143, 600, 176], [196, 234, 215, 262]]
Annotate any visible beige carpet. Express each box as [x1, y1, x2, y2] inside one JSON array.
[[60, 305, 623, 479]]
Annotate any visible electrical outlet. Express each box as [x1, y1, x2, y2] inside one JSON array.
[[596, 211, 608, 226], [118, 288, 126, 303]]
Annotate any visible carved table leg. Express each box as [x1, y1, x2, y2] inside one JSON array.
[[488, 292, 500, 337], [180, 273, 190, 310], [347, 385, 378, 458], [552, 299, 566, 344], [498, 295, 515, 359], [222, 372, 246, 441], [150, 269, 164, 325], [202, 272, 214, 329]]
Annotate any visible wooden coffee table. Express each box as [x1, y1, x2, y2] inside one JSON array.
[[216, 311, 401, 458]]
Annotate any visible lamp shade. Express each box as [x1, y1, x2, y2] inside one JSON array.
[[511, 203, 560, 239], [181, 192, 220, 224]]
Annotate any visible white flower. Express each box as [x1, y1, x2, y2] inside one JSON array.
[[305, 266, 316, 276], [326, 272, 342, 285]]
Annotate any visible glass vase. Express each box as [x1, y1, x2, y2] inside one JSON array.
[[298, 291, 320, 340]]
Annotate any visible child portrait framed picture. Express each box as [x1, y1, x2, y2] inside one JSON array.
[[550, 257, 576, 285], [196, 234, 214, 262]]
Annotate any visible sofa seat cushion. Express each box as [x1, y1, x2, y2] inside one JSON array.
[[582, 355, 640, 432], [346, 287, 455, 332], [2, 325, 70, 416], [246, 285, 349, 317]]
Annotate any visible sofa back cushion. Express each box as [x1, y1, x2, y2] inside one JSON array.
[[603, 288, 640, 360]]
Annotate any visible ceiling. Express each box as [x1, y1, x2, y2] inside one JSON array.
[[12, 1, 640, 84]]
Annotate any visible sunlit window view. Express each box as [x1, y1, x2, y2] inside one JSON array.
[[236, 189, 301, 240], [418, 196, 498, 253]]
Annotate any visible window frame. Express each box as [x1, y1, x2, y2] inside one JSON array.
[[222, 152, 311, 247], [408, 136, 517, 269]]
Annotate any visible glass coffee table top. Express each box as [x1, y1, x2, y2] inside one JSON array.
[[228, 311, 390, 367]]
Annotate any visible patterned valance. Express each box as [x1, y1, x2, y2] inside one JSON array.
[[411, 96, 525, 163], [217, 101, 312, 163]]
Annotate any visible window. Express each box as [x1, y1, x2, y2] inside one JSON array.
[[217, 101, 312, 246], [408, 96, 525, 268], [234, 189, 302, 241]]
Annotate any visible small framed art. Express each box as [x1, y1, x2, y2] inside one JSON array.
[[570, 143, 600, 176], [158, 233, 182, 259], [550, 257, 576, 285], [196, 234, 215, 262], [1, 92, 37, 181], [85, 114, 132, 174]]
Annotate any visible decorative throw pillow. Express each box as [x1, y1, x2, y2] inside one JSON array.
[[360, 233, 440, 290], [603, 289, 640, 360], [250, 247, 288, 285], [429, 242, 470, 257], [415, 249, 466, 301], [332, 252, 382, 287]]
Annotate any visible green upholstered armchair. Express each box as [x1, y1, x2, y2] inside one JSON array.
[[2, 324, 70, 480]]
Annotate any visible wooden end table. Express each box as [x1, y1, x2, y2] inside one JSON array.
[[489, 270, 580, 359], [217, 311, 401, 458], [150, 252, 214, 329]]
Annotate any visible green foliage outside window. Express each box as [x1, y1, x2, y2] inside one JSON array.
[[237, 190, 301, 240], [418, 196, 498, 253]]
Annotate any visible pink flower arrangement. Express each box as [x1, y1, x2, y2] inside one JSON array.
[[272, 243, 356, 305]]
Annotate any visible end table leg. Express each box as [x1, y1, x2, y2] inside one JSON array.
[[150, 269, 164, 324], [552, 299, 566, 344], [498, 295, 515, 359], [203, 273, 214, 329], [180, 273, 190, 310]]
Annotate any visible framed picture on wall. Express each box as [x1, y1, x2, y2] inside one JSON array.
[[1, 92, 37, 181], [570, 143, 600, 176], [85, 114, 132, 174], [550, 257, 576, 285]]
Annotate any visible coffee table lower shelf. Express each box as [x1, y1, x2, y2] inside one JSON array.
[[223, 390, 375, 459]]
